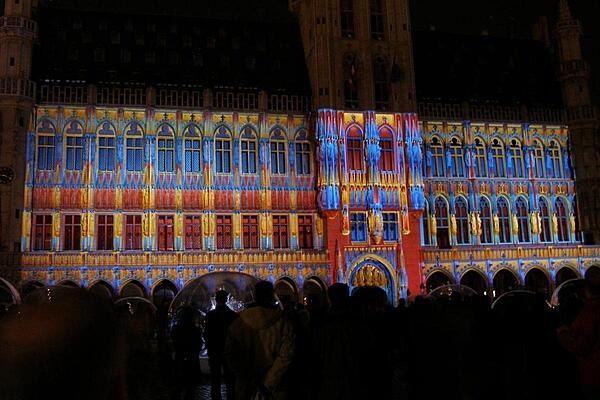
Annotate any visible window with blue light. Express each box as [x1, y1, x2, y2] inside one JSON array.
[[215, 138, 231, 173], [241, 138, 257, 174], [474, 140, 487, 178], [65, 136, 84, 170], [270, 141, 286, 174], [98, 137, 115, 171], [158, 138, 174, 172], [185, 139, 201, 173], [37, 135, 55, 170], [350, 212, 367, 242], [295, 142, 311, 175], [126, 138, 143, 171], [382, 212, 399, 241], [430, 138, 445, 177]]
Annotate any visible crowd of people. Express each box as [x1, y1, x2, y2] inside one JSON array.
[[0, 267, 599, 400]]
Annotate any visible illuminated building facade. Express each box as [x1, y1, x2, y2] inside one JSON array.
[[0, 0, 599, 306]]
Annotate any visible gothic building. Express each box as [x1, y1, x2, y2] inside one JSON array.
[[0, 0, 598, 307]]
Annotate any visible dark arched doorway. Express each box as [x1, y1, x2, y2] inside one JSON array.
[[493, 269, 519, 297], [524, 268, 551, 298], [274, 277, 299, 309], [460, 270, 488, 294], [302, 277, 327, 311], [120, 280, 147, 298], [555, 266, 579, 286], [426, 271, 453, 292], [89, 280, 114, 299]]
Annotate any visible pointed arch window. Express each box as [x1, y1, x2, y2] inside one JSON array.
[[497, 197, 511, 244], [480, 197, 493, 244], [215, 126, 232, 174], [270, 128, 287, 175], [343, 54, 359, 109], [556, 197, 570, 242], [491, 138, 506, 178], [340, 0, 355, 38], [435, 197, 450, 249], [449, 137, 464, 177], [430, 137, 445, 178], [378, 128, 394, 172], [157, 124, 175, 173], [509, 139, 525, 178], [97, 122, 115, 172], [374, 55, 389, 110], [549, 140, 563, 178], [533, 140, 545, 178], [65, 121, 84, 171], [421, 200, 431, 246], [369, 0, 384, 40], [515, 197, 530, 243], [455, 197, 470, 245], [184, 125, 202, 173], [240, 125, 258, 174], [474, 138, 487, 178], [346, 126, 364, 172], [539, 197, 552, 243]]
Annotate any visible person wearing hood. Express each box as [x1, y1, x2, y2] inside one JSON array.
[[224, 280, 295, 400]]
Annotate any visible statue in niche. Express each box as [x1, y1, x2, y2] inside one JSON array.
[[493, 214, 500, 235]]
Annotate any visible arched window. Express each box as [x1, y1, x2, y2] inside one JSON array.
[[497, 197, 511, 244], [480, 196, 493, 244], [556, 197, 570, 242], [343, 54, 359, 109], [270, 127, 287, 175], [157, 124, 174, 173], [64, 120, 84, 171], [369, 0, 384, 40], [378, 128, 394, 172], [549, 140, 563, 178], [215, 126, 232, 174], [340, 0, 355, 38], [491, 138, 506, 177], [240, 125, 258, 174], [435, 197, 450, 249], [422, 199, 431, 245], [36, 119, 56, 171], [97, 122, 115, 172], [539, 197, 552, 243], [455, 197, 470, 244], [125, 122, 143, 172], [295, 130, 311, 176], [449, 137, 464, 177], [430, 137, 445, 178], [515, 196, 530, 243], [184, 124, 202, 173], [346, 126, 363, 172], [508, 139, 525, 178], [474, 138, 487, 178], [533, 140, 545, 178], [373, 55, 389, 110]]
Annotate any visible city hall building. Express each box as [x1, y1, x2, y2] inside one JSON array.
[[0, 0, 599, 307]]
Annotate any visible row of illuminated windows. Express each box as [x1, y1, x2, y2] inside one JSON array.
[[349, 212, 399, 243], [30, 214, 315, 252], [426, 137, 567, 179], [36, 136, 312, 176], [421, 195, 572, 247]]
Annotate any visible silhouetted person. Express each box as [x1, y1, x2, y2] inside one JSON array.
[[225, 280, 295, 400], [0, 286, 126, 400], [170, 306, 204, 400], [204, 290, 239, 400], [558, 266, 600, 400]]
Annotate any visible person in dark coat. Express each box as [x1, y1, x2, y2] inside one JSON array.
[[170, 306, 204, 400], [204, 290, 239, 400]]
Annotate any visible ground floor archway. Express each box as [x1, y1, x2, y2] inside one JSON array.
[[493, 269, 519, 297]]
